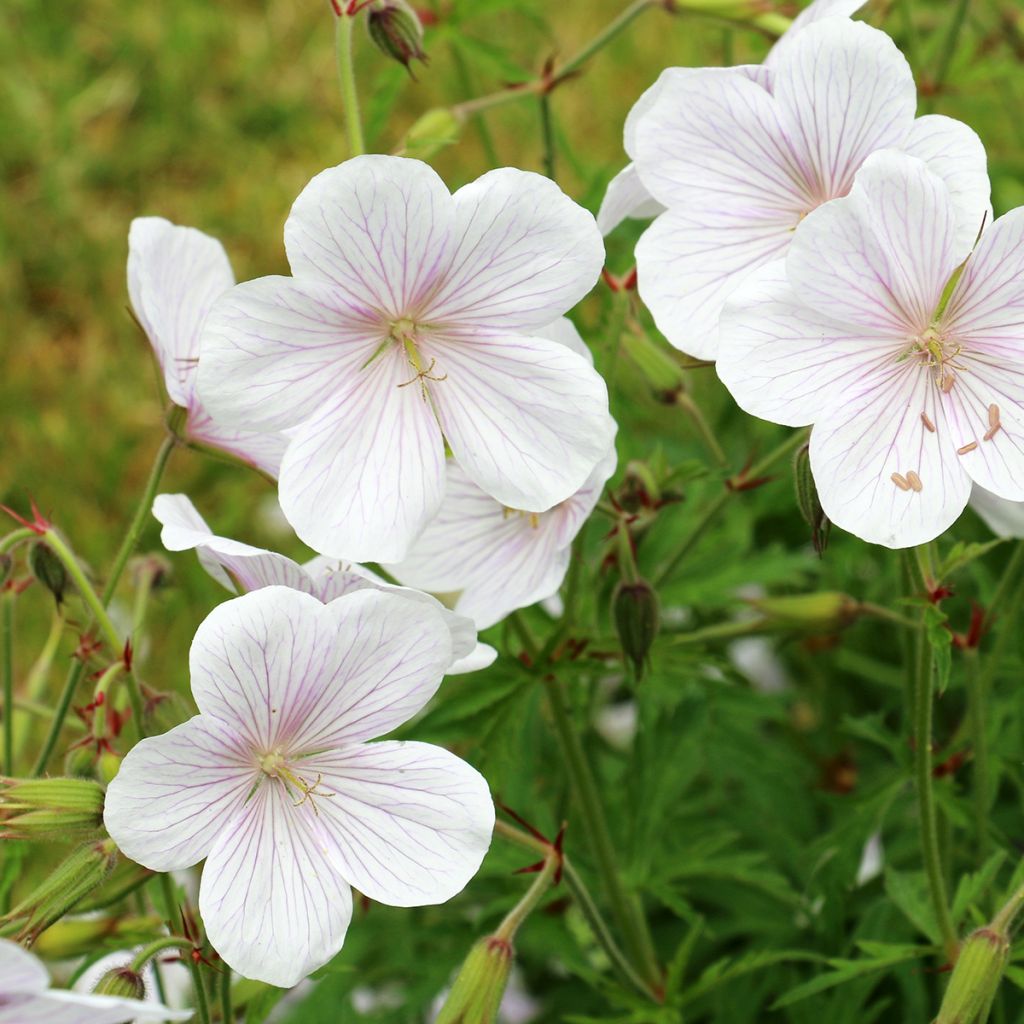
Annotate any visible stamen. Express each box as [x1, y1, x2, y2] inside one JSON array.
[[984, 404, 1002, 441], [906, 470, 923, 492], [529, 513, 539, 529], [941, 376, 956, 394], [891, 473, 911, 491], [920, 412, 936, 433], [957, 442, 978, 455]]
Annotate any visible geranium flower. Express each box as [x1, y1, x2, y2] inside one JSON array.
[[596, 0, 867, 236], [104, 587, 495, 987], [196, 155, 614, 562], [615, 19, 988, 358], [968, 486, 1024, 539], [128, 218, 288, 476], [716, 151, 1022, 548], [151, 492, 496, 673], [0, 938, 189, 1023], [384, 318, 617, 629]]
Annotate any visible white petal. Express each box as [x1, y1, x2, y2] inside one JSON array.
[[5, 991, 191, 1024], [197, 276, 384, 434], [189, 587, 454, 751], [771, 21, 916, 200], [103, 717, 256, 872], [183, 410, 289, 478], [788, 151, 959, 334], [284, 155, 454, 319], [448, 643, 498, 674], [278, 347, 445, 563], [596, 163, 664, 236], [199, 784, 353, 988], [901, 115, 991, 260], [810, 363, 970, 547], [128, 217, 234, 408], [0, 938, 47, 994], [970, 484, 1024, 539], [718, 261, 902, 427], [537, 315, 593, 364], [764, 0, 868, 69], [636, 208, 791, 359], [423, 169, 604, 333], [306, 740, 494, 907], [424, 334, 614, 513]]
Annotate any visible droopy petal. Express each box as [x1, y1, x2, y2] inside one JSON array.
[[103, 717, 256, 872], [278, 348, 445, 562], [199, 783, 353, 988], [717, 261, 901, 427], [306, 740, 494, 907], [970, 485, 1024, 539], [424, 334, 615, 514], [284, 156, 454, 318], [4, 991, 191, 1024], [788, 151, 958, 335], [596, 163, 664, 236], [197, 276, 384, 434], [449, 643, 498, 674], [771, 21, 916, 201], [810, 363, 970, 547], [423, 168, 604, 333], [636, 208, 792, 358], [0, 938, 47, 994], [189, 587, 454, 751], [128, 217, 234, 408]]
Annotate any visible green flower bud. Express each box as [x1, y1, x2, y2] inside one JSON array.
[[98, 751, 123, 784], [401, 108, 461, 160], [0, 776, 105, 839], [64, 746, 97, 778], [613, 578, 659, 679], [29, 541, 68, 604], [748, 592, 860, 632], [95, 965, 147, 1000], [366, 0, 427, 76], [435, 937, 513, 1024], [935, 927, 1010, 1024], [621, 329, 685, 393], [793, 443, 830, 555], [34, 914, 164, 959]]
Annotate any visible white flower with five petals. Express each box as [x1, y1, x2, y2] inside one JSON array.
[[104, 587, 495, 988], [197, 155, 614, 563]]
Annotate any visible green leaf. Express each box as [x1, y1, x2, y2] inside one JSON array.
[[951, 850, 1007, 924], [885, 868, 941, 945], [924, 603, 952, 695]]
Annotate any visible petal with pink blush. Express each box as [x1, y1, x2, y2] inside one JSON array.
[[306, 740, 494, 907], [424, 168, 604, 333]]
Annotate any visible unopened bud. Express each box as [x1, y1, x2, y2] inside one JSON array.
[[366, 0, 427, 76], [936, 927, 1010, 1024], [131, 554, 172, 591], [620, 461, 661, 513], [0, 776, 104, 840], [793, 444, 830, 555], [29, 541, 68, 604], [749, 592, 860, 632], [621, 329, 685, 393], [95, 965, 147, 1000], [613, 579, 659, 679], [401, 108, 460, 160], [64, 746, 97, 778], [33, 914, 164, 959], [98, 751, 123, 784], [435, 937, 513, 1024]]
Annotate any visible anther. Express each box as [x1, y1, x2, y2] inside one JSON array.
[[891, 473, 911, 491], [984, 404, 1002, 441], [920, 412, 936, 433], [906, 470, 923, 492], [941, 376, 956, 394], [957, 442, 978, 455]]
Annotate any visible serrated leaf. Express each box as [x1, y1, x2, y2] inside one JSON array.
[[951, 850, 1006, 924], [683, 949, 826, 1007], [885, 868, 941, 945]]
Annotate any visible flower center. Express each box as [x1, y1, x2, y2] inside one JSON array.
[[502, 507, 541, 529], [907, 326, 966, 394], [256, 751, 334, 816], [389, 318, 447, 399]]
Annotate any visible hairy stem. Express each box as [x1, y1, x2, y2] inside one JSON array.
[[335, 11, 366, 156]]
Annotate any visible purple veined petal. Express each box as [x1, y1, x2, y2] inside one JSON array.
[[152, 494, 315, 597], [538, 315, 593, 365], [304, 740, 494, 908], [636, 207, 793, 359], [901, 115, 991, 262], [184, 407, 289, 478], [199, 783, 354, 988], [809, 361, 971, 547], [278, 346, 446, 563], [944, 208, 1024, 364], [303, 557, 385, 603], [549, 443, 618, 549], [284, 156, 455, 319], [763, 0, 868, 69], [449, 642, 498, 674], [596, 163, 665, 236], [2, 990, 191, 1024], [190, 587, 454, 752], [197, 275, 385, 434], [103, 717, 257, 872], [788, 151, 959, 335], [0, 938, 48, 995], [422, 168, 604, 334], [422, 333, 615, 515], [717, 260, 903, 427], [941, 355, 1024, 502], [127, 217, 235, 409], [771, 21, 916, 202], [969, 484, 1024, 539]]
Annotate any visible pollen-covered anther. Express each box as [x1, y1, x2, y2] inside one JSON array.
[[984, 403, 1002, 441], [921, 411, 936, 433], [905, 471, 923, 492], [958, 441, 979, 455], [891, 473, 911, 492]]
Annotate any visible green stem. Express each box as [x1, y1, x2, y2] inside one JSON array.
[[130, 936, 195, 973], [160, 873, 210, 1024], [964, 649, 990, 863], [32, 660, 87, 776], [0, 528, 33, 555], [992, 877, 1024, 934], [335, 12, 366, 156], [553, 0, 659, 82], [493, 842, 560, 943], [670, 617, 769, 647], [676, 393, 727, 468], [538, 95, 557, 181], [2, 595, 13, 775], [906, 548, 959, 960], [220, 966, 233, 1024]]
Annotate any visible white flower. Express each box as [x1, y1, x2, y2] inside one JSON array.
[[717, 151, 1024, 548], [103, 586, 495, 987], [196, 155, 614, 563], [612, 18, 989, 359], [968, 484, 1024, 538], [0, 938, 188, 1024], [383, 317, 616, 629], [151, 492, 496, 673], [128, 218, 287, 475], [596, 0, 867, 236]]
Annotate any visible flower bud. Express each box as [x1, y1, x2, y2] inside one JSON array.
[[621, 329, 685, 393], [435, 937, 513, 1024], [29, 541, 68, 604], [0, 776, 105, 840], [935, 927, 1010, 1024], [366, 0, 427, 76], [98, 750, 123, 784], [793, 443, 830, 555], [748, 592, 860, 632], [64, 746, 97, 778], [613, 579, 659, 679], [33, 914, 164, 959], [401, 108, 460, 160], [95, 965, 147, 1000]]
